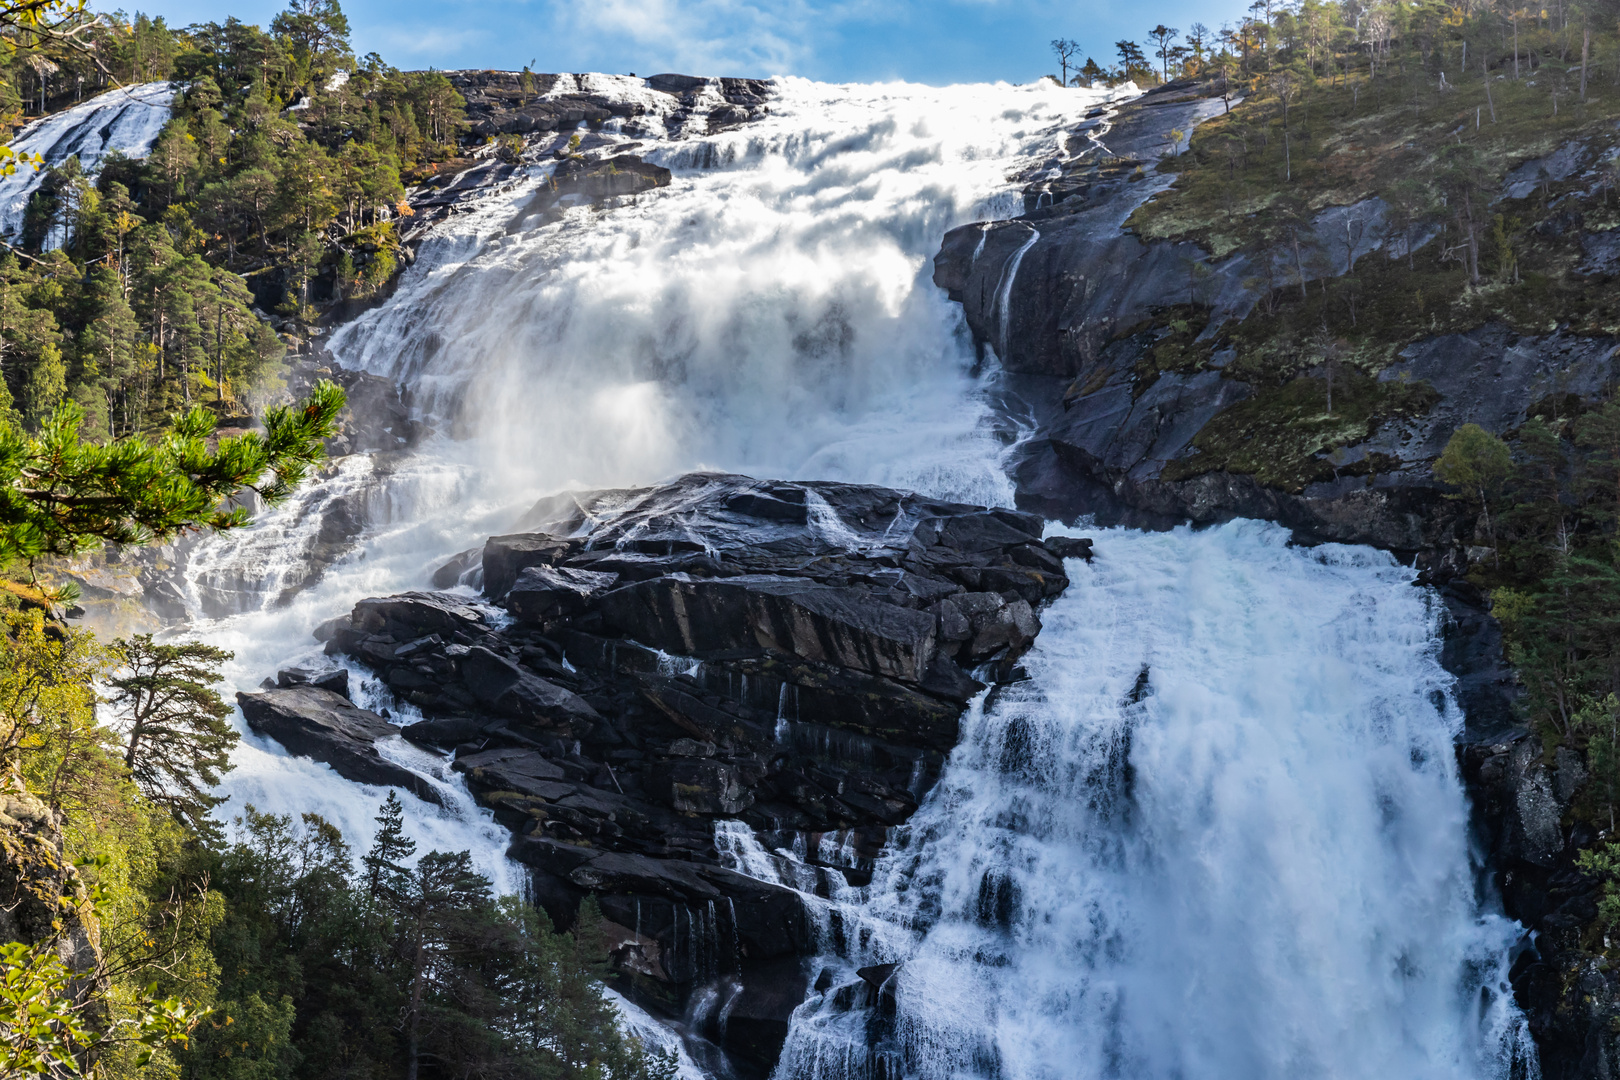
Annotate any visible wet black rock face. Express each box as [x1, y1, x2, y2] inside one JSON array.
[[239, 471, 1082, 1074], [236, 684, 444, 807], [1460, 728, 1620, 1079]]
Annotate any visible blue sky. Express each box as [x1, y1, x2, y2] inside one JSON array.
[[127, 0, 1251, 85]]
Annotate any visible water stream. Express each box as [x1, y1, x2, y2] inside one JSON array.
[[42, 73, 1540, 1078], [762, 523, 1538, 1080], [182, 75, 1117, 890], [0, 81, 174, 243]]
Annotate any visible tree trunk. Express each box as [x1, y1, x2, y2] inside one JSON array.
[[405, 939, 426, 1080], [1292, 229, 1309, 300], [1582, 26, 1591, 100]]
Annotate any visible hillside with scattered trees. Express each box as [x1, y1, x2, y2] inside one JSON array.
[[0, 0, 471, 443]]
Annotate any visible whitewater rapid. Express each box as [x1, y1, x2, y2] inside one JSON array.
[[171, 76, 1118, 896], [766, 522, 1536, 1080], [58, 71, 1539, 1078]]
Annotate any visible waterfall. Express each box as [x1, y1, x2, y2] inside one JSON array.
[[0, 82, 174, 243], [769, 523, 1537, 1080], [126, 72, 1114, 923], [325, 76, 1101, 508], [994, 224, 1038, 362], [110, 71, 1538, 1077]]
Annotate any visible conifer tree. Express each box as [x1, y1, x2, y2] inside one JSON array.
[[362, 789, 415, 897], [0, 377, 344, 567], [106, 635, 238, 838]]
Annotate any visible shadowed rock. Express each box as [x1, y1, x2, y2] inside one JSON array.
[[311, 470, 1080, 1071], [598, 574, 939, 684], [237, 686, 443, 806], [507, 565, 619, 623]]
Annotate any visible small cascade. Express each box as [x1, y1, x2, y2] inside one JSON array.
[[177, 456, 380, 618], [993, 224, 1039, 363]]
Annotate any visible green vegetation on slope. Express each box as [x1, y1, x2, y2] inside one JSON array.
[[0, 0, 470, 440], [0, 3, 680, 1076]]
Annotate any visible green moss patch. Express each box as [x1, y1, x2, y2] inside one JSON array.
[[1162, 370, 1438, 492]]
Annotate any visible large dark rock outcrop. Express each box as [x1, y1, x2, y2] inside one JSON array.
[[273, 471, 1079, 1074], [933, 80, 1620, 576], [237, 685, 444, 807]]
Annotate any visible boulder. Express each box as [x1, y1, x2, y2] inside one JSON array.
[[506, 565, 619, 623], [857, 961, 901, 988], [646, 73, 708, 94], [967, 597, 1041, 659], [311, 614, 349, 642], [276, 666, 350, 698], [237, 686, 443, 806], [353, 591, 486, 637], [400, 715, 503, 749], [430, 547, 482, 589], [482, 534, 581, 599], [1044, 536, 1095, 562], [458, 646, 602, 731]]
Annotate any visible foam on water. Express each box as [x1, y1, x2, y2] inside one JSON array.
[[328, 76, 1124, 509], [179, 74, 1117, 898], [769, 523, 1537, 1080], [124, 72, 1538, 1076]]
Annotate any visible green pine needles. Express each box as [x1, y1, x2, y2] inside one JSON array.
[[0, 379, 344, 566]]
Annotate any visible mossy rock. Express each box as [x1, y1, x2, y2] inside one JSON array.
[[1163, 370, 1438, 492]]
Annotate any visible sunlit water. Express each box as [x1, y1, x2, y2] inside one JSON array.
[[35, 73, 1537, 1078], [763, 523, 1537, 1080], [0, 81, 174, 243], [178, 75, 1119, 884]]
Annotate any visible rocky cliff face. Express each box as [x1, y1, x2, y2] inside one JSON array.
[[237, 472, 1081, 1074], [937, 80, 1620, 569], [0, 782, 105, 1016]]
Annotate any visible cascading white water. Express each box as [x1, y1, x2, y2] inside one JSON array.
[[768, 523, 1537, 1080], [327, 77, 1116, 506], [174, 76, 1120, 887], [0, 82, 174, 242], [88, 70, 1537, 1077]]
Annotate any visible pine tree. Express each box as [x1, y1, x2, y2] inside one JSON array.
[[77, 266, 142, 436], [362, 789, 415, 898], [107, 635, 238, 838], [20, 342, 65, 430], [0, 377, 344, 567]]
